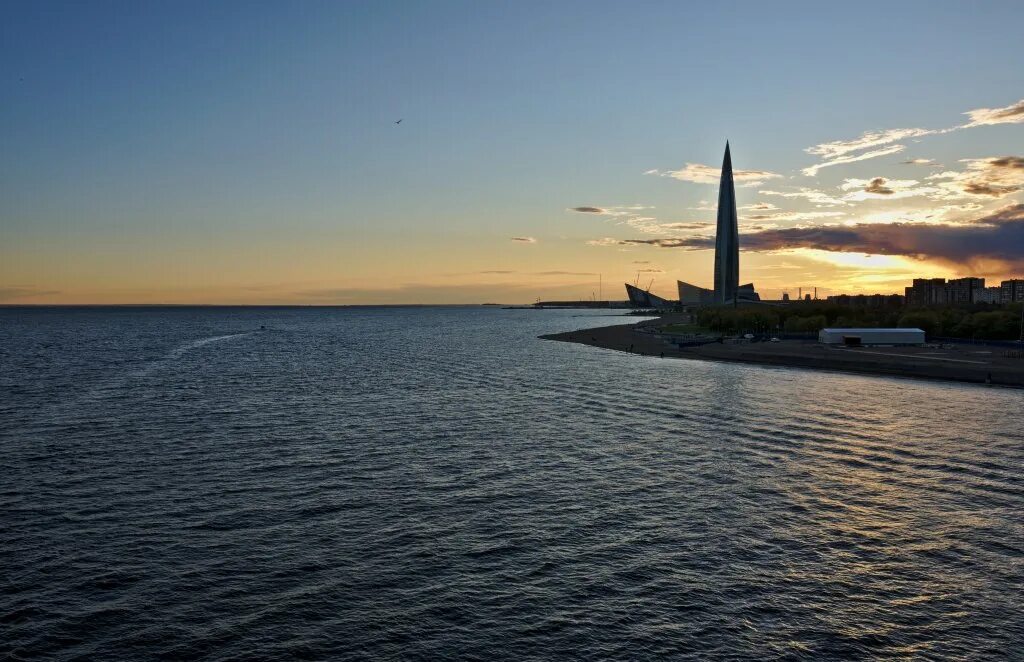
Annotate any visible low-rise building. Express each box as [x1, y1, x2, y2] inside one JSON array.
[[818, 328, 926, 345], [625, 283, 675, 308], [675, 280, 760, 305], [677, 280, 714, 305]]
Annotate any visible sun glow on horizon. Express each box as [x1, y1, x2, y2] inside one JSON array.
[[792, 249, 922, 271]]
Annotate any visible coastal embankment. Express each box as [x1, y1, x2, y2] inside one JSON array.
[[540, 317, 1024, 387]]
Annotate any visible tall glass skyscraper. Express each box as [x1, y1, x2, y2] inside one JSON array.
[[713, 142, 739, 304]]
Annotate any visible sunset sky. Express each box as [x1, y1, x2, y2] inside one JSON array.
[[2, 1, 1023, 304]]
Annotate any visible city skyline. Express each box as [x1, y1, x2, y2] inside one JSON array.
[[2, 1, 1024, 304]]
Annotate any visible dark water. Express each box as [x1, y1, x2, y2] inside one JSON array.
[[2, 306, 1022, 660]]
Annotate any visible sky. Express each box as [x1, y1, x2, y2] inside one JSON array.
[[2, 0, 1023, 304]]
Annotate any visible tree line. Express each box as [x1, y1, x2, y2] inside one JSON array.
[[693, 302, 1024, 340]]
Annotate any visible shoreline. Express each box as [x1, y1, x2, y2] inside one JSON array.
[[540, 318, 1024, 388]]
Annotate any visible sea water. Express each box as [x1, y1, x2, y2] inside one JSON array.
[[2, 306, 1022, 659]]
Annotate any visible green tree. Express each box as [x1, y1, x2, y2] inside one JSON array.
[[784, 315, 826, 332], [970, 311, 1018, 339], [898, 311, 939, 339]]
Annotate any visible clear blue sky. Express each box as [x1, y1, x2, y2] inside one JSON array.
[[2, 1, 1023, 303]]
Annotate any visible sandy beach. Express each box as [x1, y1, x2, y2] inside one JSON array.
[[540, 318, 1024, 388]]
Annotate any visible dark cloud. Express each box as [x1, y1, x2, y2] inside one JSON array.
[[658, 222, 710, 230], [569, 206, 606, 214], [632, 260, 651, 264], [993, 101, 1024, 120], [734, 205, 1024, 268], [476, 269, 598, 276], [963, 182, 1021, 197], [590, 205, 1024, 269], [989, 156, 1024, 169], [610, 238, 703, 248], [864, 177, 895, 195], [966, 99, 1024, 125], [934, 155, 1024, 197], [510, 236, 537, 243], [534, 271, 598, 276]]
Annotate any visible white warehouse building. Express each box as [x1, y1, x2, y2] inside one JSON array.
[[818, 328, 925, 346]]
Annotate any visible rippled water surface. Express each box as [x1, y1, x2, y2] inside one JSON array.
[[2, 306, 1022, 660]]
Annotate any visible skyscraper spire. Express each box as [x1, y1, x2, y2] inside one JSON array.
[[713, 141, 739, 304]]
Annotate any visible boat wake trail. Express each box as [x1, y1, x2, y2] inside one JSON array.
[[125, 332, 254, 380], [37, 333, 255, 421], [167, 333, 251, 360]]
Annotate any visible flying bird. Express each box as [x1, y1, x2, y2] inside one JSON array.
[[394, 119, 402, 124]]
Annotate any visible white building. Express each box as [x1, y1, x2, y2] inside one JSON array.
[[818, 328, 925, 345]]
